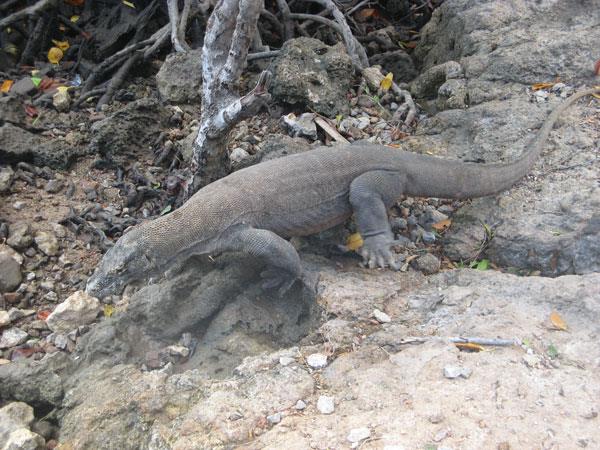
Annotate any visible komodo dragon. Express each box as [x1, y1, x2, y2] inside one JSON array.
[[86, 87, 599, 299]]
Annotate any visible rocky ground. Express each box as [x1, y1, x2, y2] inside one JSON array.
[[1, 0, 600, 449]]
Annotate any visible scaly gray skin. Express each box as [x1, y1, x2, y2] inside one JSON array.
[[86, 88, 599, 298]]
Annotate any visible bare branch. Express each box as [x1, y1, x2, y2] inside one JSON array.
[[167, 0, 191, 52], [0, 0, 57, 28], [275, 0, 293, 41], [178, 0, 192, 46], [288, 13, 342, 35], [304, 0, 368, 69], [221, 0, 263, 86], [201, 0, 240, 95]]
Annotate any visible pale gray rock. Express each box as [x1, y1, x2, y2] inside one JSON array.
[[347, 427, 371, 443], [0, 328, 28, 349], [0, 310, 10, 327], [267, 412, 281, 425], [0, 123, 80, 169], [306, 353, 328, 369], [406, 0, 600, 274], [6, 222, 33, 250], [34, 231, 59, 256], [414, 253, 441, 275], [0, 165, 14, 193], [443, 366, 471, 379], [3, 428, 45, 450], [0, 253, 22, 293], [317, 395, 335, 414], [0, 403, 44, 450], [281, 112, 318, 140], [271, 37, 353, 117], [156, 48, 203, 103], [0, 243, 24, 265], [46, 291, 101, 333], [373, 309, 391, 323], [52, 89, 70, 112]]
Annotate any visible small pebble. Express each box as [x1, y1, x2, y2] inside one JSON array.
[[317, 395, 335, 414], [267, 412, 281, 425], [434, 428, 451, 442], [443, 365, 472, 379], [347, 427, 371, 443], [414, 253, 441, 275], [295, 400, 306, 410], [373, 309, 391, 323], [0, 311, 10, 327], [306, 353, 328, 369], [279, 356, 295, 366]]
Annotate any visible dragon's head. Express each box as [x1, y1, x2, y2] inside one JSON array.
[[86, 227, 155, 299]]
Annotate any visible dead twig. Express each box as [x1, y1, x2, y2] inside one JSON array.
[[247, 50, 280, 61]]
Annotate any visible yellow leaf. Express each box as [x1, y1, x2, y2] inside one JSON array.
[[549, 311, 568, 331], [532, 82, 555, 91], [56, 86, 70, 93], [1, 80, 13, 93], [103, 304, 115, 317], [432, 218, 452, 232], [123, 0, 135, 7], [47, 47, 64, 64], [346, 232, 364, 251], [52, 39, 70, 51], [70, 15, 80, 22], [455, 342, 485, 352], [380, 72, 393, 92]]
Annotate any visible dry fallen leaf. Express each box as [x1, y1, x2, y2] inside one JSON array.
[[595, 59, 600, 76], [52, 39, 70, 51], [103, 304, 115, 317], [549, 311, 568, 331], [354, 8, 378, 22], [47, 47, 64, 64], [346, 233, 364, 251], [432, 218, 452, 232], [380, 72, 393, 92], [0, 79, 13, 93], [455, 342, 485, 352], [532, 82, 555, 91]]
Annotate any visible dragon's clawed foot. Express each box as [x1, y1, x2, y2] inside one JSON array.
[[260, 268, 317, 297], [357, 234, 403, 270]]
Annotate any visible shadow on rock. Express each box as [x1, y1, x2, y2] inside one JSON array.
[[76, 254, 321, 378]]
